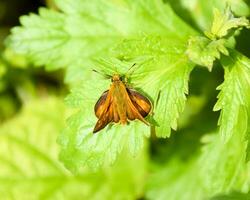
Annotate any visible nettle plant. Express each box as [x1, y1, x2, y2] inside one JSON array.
[[6, 0, 250, 198]]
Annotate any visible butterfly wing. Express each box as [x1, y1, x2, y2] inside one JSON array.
[[93, 91, 114, 133], [93, 84, 152, 133], [125, 89, 151, 125], [94, 90, 109, 118], [127, 89, 151, 117], [93, 104, 113, 133]]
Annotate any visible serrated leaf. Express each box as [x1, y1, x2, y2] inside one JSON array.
[[186, 5, 249, 71], [205, 7, 249, 39], [59, 63, 150, 171], [9, 8, 68, 70], [44, 0, 198, 171], [113, 35, 194, 137], [214, 50, 250, 142], [8, 0, 196, 83], [186, 36, 229, 70], [0, 97, 148, 199], [60, 48, 193, 171]]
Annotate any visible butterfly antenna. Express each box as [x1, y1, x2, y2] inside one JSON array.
[[126, 63, 138, 77], [92, 69, 111, 79]]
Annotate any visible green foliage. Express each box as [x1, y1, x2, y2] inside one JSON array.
[[8, 0, 195, 82], [0, 97, 147, 199], [176, 0, 250, 31], [205, 7, 249, 40], [8, 0, 200, 170], [146, 133, 249, 200], [114, 35, 195, 137], [186, 37, 228, 71], [146, 50, 250, 200], [3, 0, 250, 199], [214, 51, 250, 142], [187, 6, 249, 70], [146, 158, 203, 200]]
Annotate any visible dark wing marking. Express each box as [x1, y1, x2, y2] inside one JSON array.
[[127, 89, 151, 117], [94, 90, 109, 118]]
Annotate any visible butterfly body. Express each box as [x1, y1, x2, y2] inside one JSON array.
[[93, 74, 151, 133]]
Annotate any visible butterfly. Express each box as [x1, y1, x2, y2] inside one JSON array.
[[93, 74, 152, 133]]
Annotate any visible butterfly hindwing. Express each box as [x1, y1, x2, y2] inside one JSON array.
[[127, 89, 151, 118], [124, 90, 150, 125]]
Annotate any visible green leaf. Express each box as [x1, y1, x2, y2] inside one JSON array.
[[9, 8, 68, 70], [8, 0, 196, 82], [8, 0, 196, 171], [114, 35, 194, 137], [59, 38, 194, 170], [179, 0, 250, 31], [45, 0, 197, 171], [199, 130, 249, 196], [186, 36, 228, 70], [146, 158, 203, 200], [205, 7, 249, 40], [199, 132, 248, 196], [214, 50, 250, 142], [0, 97, 148, 199], [58, 60, 150, 171], [146, 130, 250, 200], [186, 5, 249, 70], [58, 37, 194, 170]]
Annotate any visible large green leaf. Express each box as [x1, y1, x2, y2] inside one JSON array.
[[8, 0, 195, 82], [214, 50, 250, 142], [146, 50, 250, 200], [0, 97, 148, 200], [18, 0, 196, 171]]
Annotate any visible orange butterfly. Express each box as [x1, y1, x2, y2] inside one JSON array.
[[93, 74, 151, 133]]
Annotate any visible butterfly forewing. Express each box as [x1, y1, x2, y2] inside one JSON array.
[[93, 101, 113, 133], [94, 90, 108, 118]]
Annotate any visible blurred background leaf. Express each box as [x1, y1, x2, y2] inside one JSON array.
[[0, 97, 148, 200]]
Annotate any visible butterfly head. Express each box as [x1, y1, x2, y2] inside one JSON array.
[[111, 74, 121, 82]]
